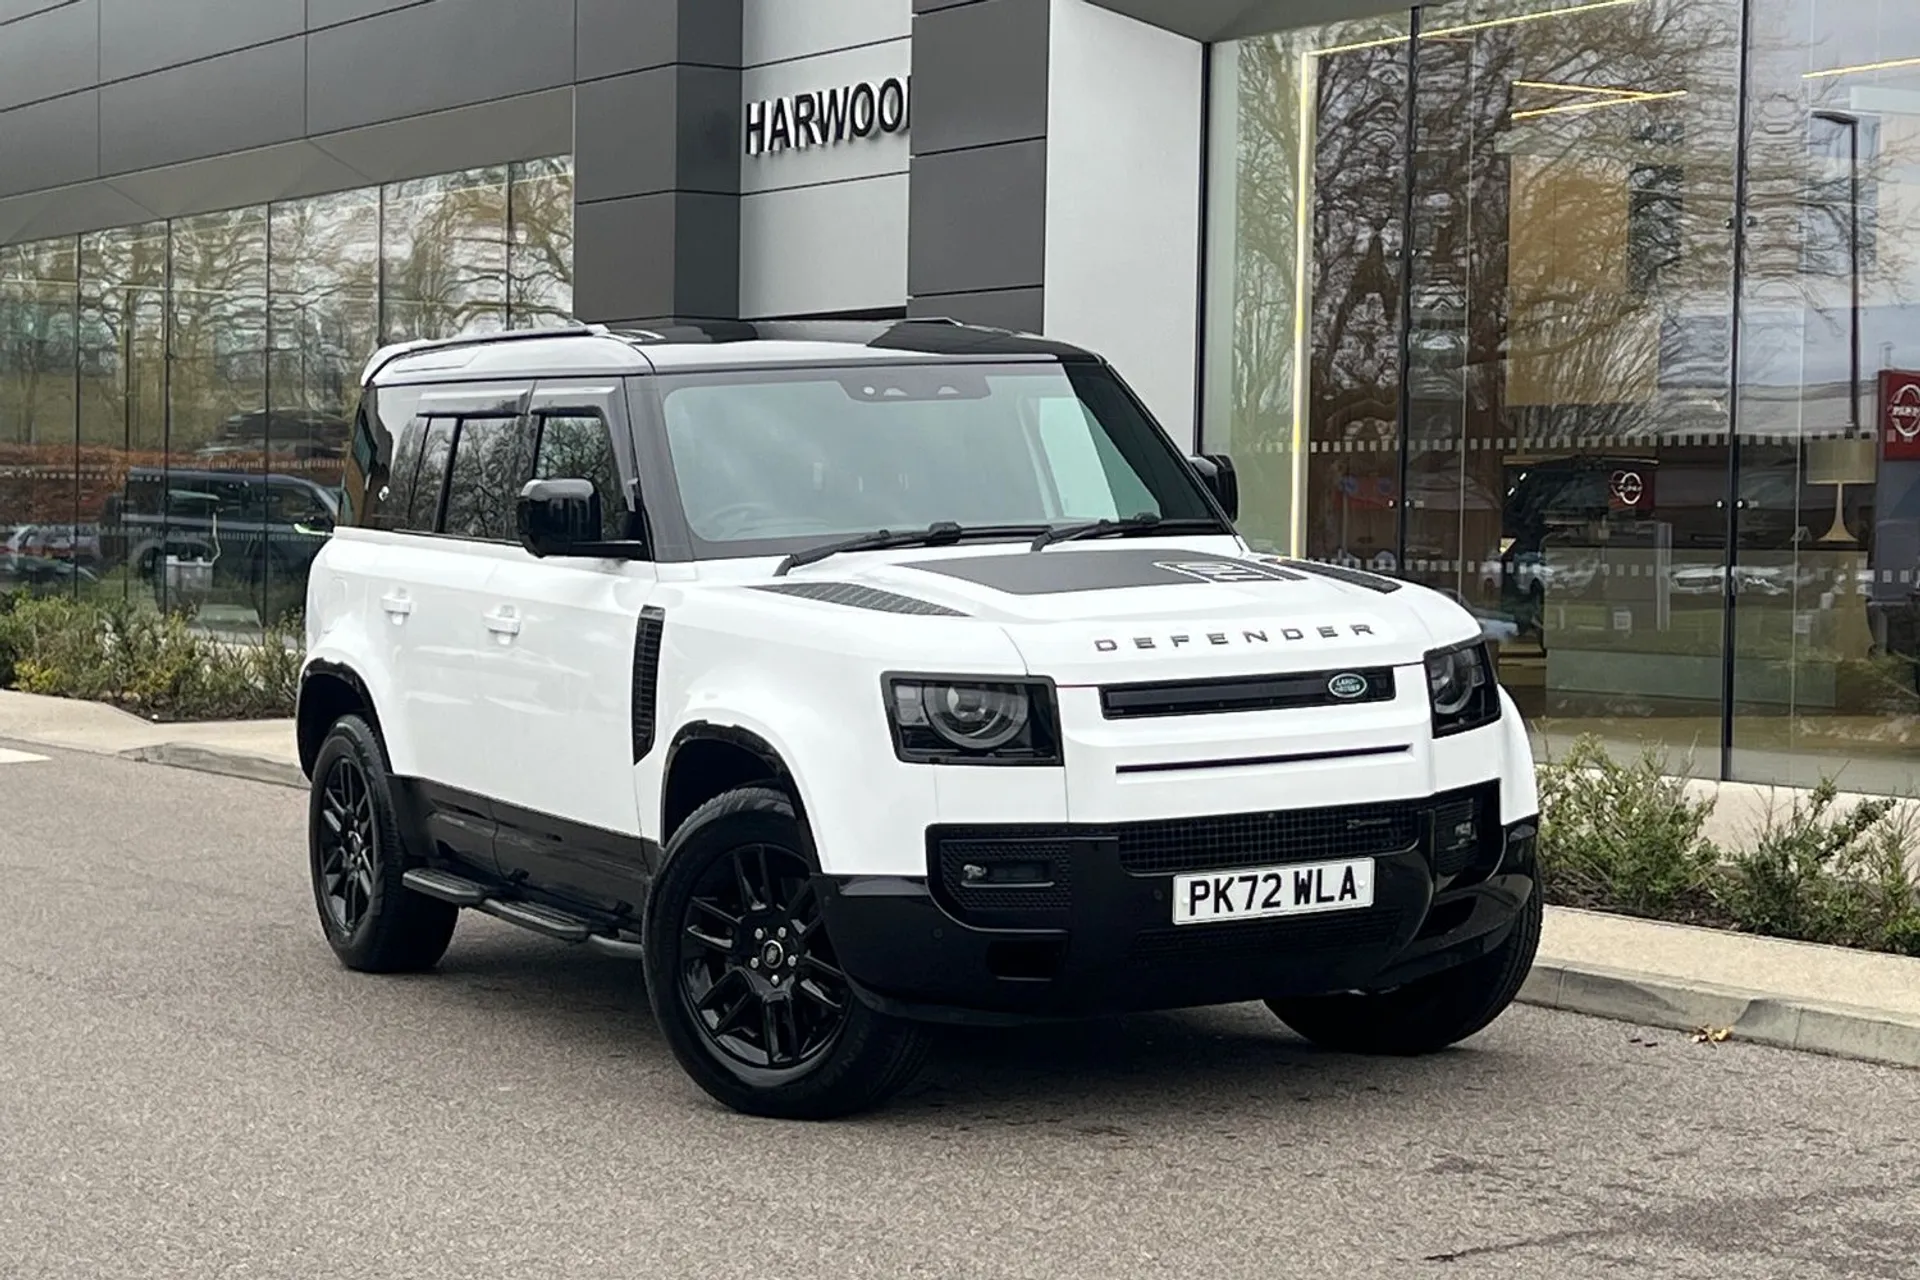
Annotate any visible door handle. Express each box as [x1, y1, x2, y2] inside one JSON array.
[[380, 591, 412, 620], [484, 606, 521, 637]]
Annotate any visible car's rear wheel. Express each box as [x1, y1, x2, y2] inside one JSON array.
[[1266, 887, 1542, 1056], [645, 786, 930, 1120], [308, 714, 458, 973]]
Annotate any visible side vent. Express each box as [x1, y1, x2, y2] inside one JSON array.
[[1284, 560, 1403, 593], [752, 582, 966, 616], [631, 606, 665, 763]]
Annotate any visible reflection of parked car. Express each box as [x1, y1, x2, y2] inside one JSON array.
[[1, 524, 99, 588], [99, 468, 339, 618]]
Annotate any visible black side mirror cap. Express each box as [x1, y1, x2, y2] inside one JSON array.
[[516, 477, 601, 557], [1190, 454, 1239, 523]]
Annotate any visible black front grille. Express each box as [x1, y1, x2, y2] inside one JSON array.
[[1100, 667, 1396, 720], [933, 830, 1074, 925], [1127, 909, 1405, 964], [1116, 801, 1423, 876]]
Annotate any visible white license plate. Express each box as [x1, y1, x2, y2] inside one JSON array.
[[1171, 858, 1376, 926]]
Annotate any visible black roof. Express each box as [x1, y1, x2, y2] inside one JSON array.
[[610, 317, 1101, 361]]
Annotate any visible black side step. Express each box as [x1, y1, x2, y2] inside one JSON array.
[[402, 867, 488, 906], [401, 867, 645, 958]]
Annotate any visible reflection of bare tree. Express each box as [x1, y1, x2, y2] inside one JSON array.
[[510, 158, 578, 329]]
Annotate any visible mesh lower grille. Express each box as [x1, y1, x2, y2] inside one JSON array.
[[934, 834, 1073, 920], [1116, 802, 1423, 877]]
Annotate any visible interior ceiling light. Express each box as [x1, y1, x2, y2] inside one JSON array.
[[1512, 88, 1688, 119], [1803, 54, 1920, 80], [1312, 0, 1644, 59], [1513, 79, 1651, 97]]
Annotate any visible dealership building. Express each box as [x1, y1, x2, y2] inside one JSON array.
[[1, 0, 1917, 793]]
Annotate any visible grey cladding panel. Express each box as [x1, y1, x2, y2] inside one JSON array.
[[0, 90, 99, 197], [907, 139, 1046, 296], [100, 0, 304, 81], [577, 0, 740, 82], [100, 40, 307, 175], [909, 0, 1049, 155], [0, 0, 73, 22], [0, 0, 98, 112], [575, 65, 739, 204], [306, 0, 576, 135], [306, 0, 417, 28], [574, 192, 739, 324]]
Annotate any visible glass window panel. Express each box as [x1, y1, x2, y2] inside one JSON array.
[[0, 237, 80, 596], [1730, 0, 1920, 792], [532, 413, 621, 541], [442, 416, 531, 541], [406, 417, 456, 532], [268, 189, 378, 625], [79, 224, 167, 605], [509, 156, 576, 328], [168, 206, 268, 624], [1202, 15, 1412, 559], [383, 166, 510, 342]]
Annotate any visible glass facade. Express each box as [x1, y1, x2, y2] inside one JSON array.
[[0, 158, 574, 631], [1206, 0, 1920, 793]]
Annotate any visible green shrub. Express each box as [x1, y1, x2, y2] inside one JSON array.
[[1536, 735, 1721, 919], [0, 592, 294, 721], [1716, 779, 1920, 956]]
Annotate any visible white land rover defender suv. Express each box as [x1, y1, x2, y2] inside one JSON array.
[[296, 319, 1542, 1119]]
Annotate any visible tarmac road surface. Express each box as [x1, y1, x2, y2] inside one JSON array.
[[3, 741, 1917, 1279]]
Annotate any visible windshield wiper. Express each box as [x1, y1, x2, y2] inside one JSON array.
[[775, 521, 1036, 576], [1030, 512, 1170, 552]]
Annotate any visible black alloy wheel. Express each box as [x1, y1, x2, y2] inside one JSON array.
[[316, 755, 377, 935], [679, 842, 850, 1071], [644, 786, 931, 1120], [306, 714, 458, 973]]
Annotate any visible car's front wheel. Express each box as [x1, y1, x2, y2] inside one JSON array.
[[645, 786, 930, 1120], [308, 714, 458, 973], [1266, 887, 1542, 1056]]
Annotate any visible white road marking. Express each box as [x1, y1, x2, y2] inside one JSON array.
[[0, 748, 50, 765]]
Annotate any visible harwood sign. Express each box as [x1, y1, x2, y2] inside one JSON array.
[[745, 77, 910, 156]]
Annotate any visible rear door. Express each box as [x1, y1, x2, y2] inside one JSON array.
[[480, 379, 659, 914], [374, 382, 532, 872]]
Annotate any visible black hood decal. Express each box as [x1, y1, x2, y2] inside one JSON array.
[[900, 548, 1305, 596]]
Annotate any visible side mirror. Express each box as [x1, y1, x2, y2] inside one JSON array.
[[516, 478, 601, 557], [1190, 454, 1239, 523]]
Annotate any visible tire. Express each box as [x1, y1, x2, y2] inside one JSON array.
[[644, 785, 931, 1120], [1266, 886, 1542, 1056], [307, 714, 458, 974]]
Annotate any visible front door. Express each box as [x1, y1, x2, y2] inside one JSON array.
[[479, 380, 658, 914]]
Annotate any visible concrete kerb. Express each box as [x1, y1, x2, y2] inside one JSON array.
[[118, 740, 305, 790], [1519, 960, 1920, 1071]]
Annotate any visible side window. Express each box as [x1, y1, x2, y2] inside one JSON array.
[[442, 416, 532, 542], [361, 385, 426, 531], [532, 413, 623, 540], [402, 418, 456, 533]]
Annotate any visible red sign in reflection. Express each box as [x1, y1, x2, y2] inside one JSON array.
[[1881, 370, 1920, 461]]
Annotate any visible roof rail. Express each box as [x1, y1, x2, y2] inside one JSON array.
[[359, 322, 608, 384]]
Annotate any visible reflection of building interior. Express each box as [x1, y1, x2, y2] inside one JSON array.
[[1212, 0, 1920, 790]]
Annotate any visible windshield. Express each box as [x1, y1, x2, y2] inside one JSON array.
[[654, 361, 1222, 555]]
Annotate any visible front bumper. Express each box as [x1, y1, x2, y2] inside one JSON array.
[[817, 784, 1539, 1024]]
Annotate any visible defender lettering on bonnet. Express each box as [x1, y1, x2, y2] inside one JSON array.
[[1094, 622, 1376, 653]]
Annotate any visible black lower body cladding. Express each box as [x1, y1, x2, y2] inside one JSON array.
[[817, 812, 1540, 1024]]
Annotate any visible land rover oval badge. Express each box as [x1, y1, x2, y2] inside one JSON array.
[[1328, 672, 1369, 700]]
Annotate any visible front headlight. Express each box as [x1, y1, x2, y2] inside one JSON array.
[[885, 676, 1062, 765], [1424, 640, 1500, 737]]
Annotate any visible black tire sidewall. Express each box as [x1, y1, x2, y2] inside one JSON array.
[[307, 714, 449, 970], [644, 786, 926, 1119]]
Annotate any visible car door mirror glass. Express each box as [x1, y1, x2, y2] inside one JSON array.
[[517, 478, 601, 557]]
